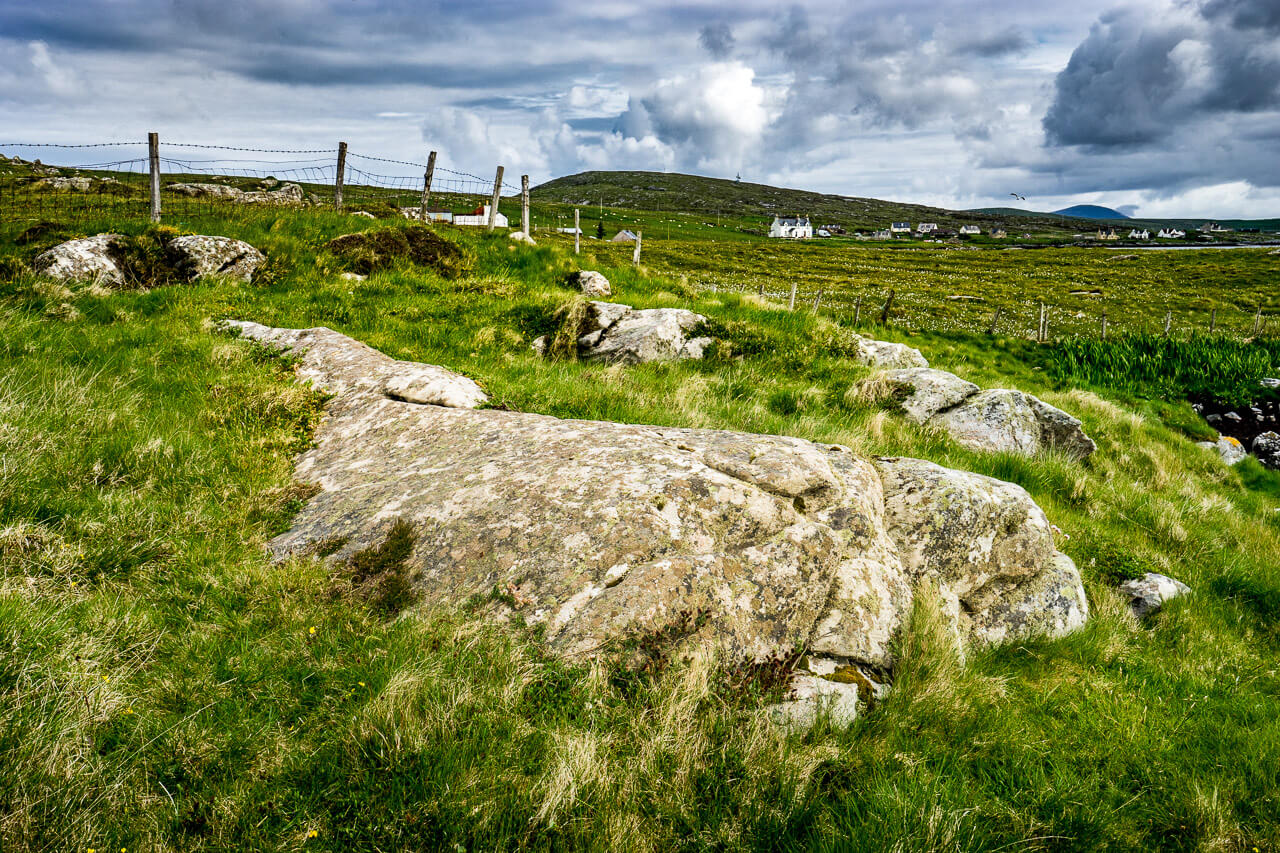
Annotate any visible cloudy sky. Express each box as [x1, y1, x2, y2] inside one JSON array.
[[1, 0, 1278, 217]]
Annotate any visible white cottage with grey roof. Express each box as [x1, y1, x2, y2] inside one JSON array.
[[769, 215, 812, 239]]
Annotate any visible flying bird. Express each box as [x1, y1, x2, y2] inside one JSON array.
[[1010, 193, 1026, 202]]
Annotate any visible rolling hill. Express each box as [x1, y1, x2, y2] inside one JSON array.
[[1053, 204, 1130, 219]]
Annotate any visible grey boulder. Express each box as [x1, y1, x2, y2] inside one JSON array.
[[579, 301, 712, 364], [169, 235, 265, 282], [572, 270, 612, 297], [1252, 431, 1280, 469], [34, 234, 123, 286], [854, 337, 928, 369], [930, 389, 1096, 460], [1119, 573, 1190, 618], [877, 368, 981, 423], [221, 321, 1089, 688]]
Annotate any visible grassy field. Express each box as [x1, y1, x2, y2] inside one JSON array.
[[3, 205, 1280, 851]]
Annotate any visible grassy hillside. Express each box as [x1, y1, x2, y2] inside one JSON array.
[[4, 207, 1280, 850]]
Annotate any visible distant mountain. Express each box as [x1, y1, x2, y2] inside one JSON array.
[[1052, 205, 1130, 220]]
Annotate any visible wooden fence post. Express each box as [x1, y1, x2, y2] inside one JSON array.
[[1253, 306, 1263, 337], [574, 208, 580, 255], [988, 306, 1002, 335], [1163, 310, 1172, 337], [757, 283, 764, 296], [1037, 303, 1047, 343], [853, 294, 863, 327], [879, 289, 895, 325], [787, 281, 797, 311], [632, 231, 642, 265], [148, 132, 160, 223], [1209, 307, 1217, 334], [419, 150, 436, 221], [520, 174, 530, 235], [334, 141, 347, 211], [1100, 311, 1108, 341], [487, 166, 504, 230], [812, 290, 824, 312]]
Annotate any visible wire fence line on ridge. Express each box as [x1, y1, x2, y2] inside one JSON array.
[[0, 135, 1274, 343]]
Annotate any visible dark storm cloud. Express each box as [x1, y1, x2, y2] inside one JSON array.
[[698, 22, 735, 58], [233, 54, 595, 89], [1043, 1, 1280, 148]]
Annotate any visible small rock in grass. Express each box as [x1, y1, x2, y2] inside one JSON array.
[[1119, 572, 1190, 618], [570, 270, 611, 297], [768, 675, 859, 731], [508, 231, 536, 246]]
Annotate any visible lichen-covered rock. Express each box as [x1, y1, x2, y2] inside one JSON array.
[[930, 389, 1096, 459], [169, 235, 265, 282], [1197, 435, 1247, 465], [854, 337, 928, 369], [167, 182, 245, 200], [166, 182, 306, 205], [572, 271, 611, 297], [877, 368, 980, 423], [578, 302, 711, 364], [220, 321, 1088, 681], [768, 676, 860, 731], [1119, 573, 1190, 618], [33, 234, 123, 285], [37, 176, 92, 192], [874, 456, 1089, 645], [1252, 431, 1280, 469]]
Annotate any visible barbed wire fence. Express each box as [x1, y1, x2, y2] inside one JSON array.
[[0, 136, 1272, 342], [0, 135, 527, 230]]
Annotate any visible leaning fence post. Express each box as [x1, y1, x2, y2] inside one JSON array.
[[487, 166, 504, 230], [1253, 306, 1263, 337], [1209, 307, 1217, 334], [520, 174, 530, 235], [757, 283, 764, 296], [1100, 311, 1108, 341], [1163, 310, 1172, 337], [812, 290, 824, 312], [148, 132, 160, 223], [989, 306, 1002, 335], [787, 281, 797, 311], [419, 150, 436, 221], [334, 141, 347, 211], [574, 208, 580, 254], [879, 289, 895, 325], [632, 231, 642, 265], [853, 294, 863, 327]]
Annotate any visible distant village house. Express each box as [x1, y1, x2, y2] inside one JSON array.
[[611, 229, 639, 242], [916, 222, 938, 234], [890, 222, 912, 234], [1157, 228, 1186, 239], [958, 225, 981, 235], [453, 204, 508, 227], [768, 216, 813, 239], [1128, 229, 1150, 239]]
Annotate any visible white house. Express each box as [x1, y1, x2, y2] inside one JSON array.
[[1200, 222, 1230, 233], [453, 204, 508, 227], [816, 228, 831, 237], [1128, 229, 1150, 239], [959, 225, 981, 235], [1157, 228, 1186, 239], [916, 222, 937, 234], [890, 221, 912, 234], [769, 216, 812, 239], [871, 229, 893, 240]]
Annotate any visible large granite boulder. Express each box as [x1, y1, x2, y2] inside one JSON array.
[[33, 234, 123, 286], [863, 369, 1096, 460], [578, 301, 712, 364], [221, 321, 1089, 693], [169, 235, 265, 282], [932, 390, 1096, 459]]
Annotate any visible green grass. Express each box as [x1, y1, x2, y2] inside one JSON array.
[[3, 205, 1280, 851]]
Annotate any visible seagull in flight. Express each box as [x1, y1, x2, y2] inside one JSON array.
[[1010, 192, 1026, 202]]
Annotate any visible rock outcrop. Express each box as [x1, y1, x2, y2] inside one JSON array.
[[869, 368, 1096, 460], [854, 337, 928, 369], [35, 233, 267, 287], [574, 301, 713, 364], [571, 271, 612, 297], [221, 321, 1089, 708], [167, 182, 306, 205], [1253, 432, 1280, 469], [1119, 573, 1190, 618], [169, 235, 265, 282], [1197, 435, 1247, 465], [36, 176, 93, 192], [33, 234, 123, 286]]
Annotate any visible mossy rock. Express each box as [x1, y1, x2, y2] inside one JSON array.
[[106, 229, 198, 291], [325, 225, 471, 278]]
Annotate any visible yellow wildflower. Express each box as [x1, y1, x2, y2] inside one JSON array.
[[308, 626, 317, 635]]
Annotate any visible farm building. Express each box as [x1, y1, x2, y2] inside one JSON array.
[[453, 204, 508, 227], [611, 229, 639, 242], [871, 229, 893, 240], [991, 228, 1008, 238], [768, 216, 812, 239], [959, 225, 981, 235], [890, 222, 911, 233], [916, 222, 937, 234]]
